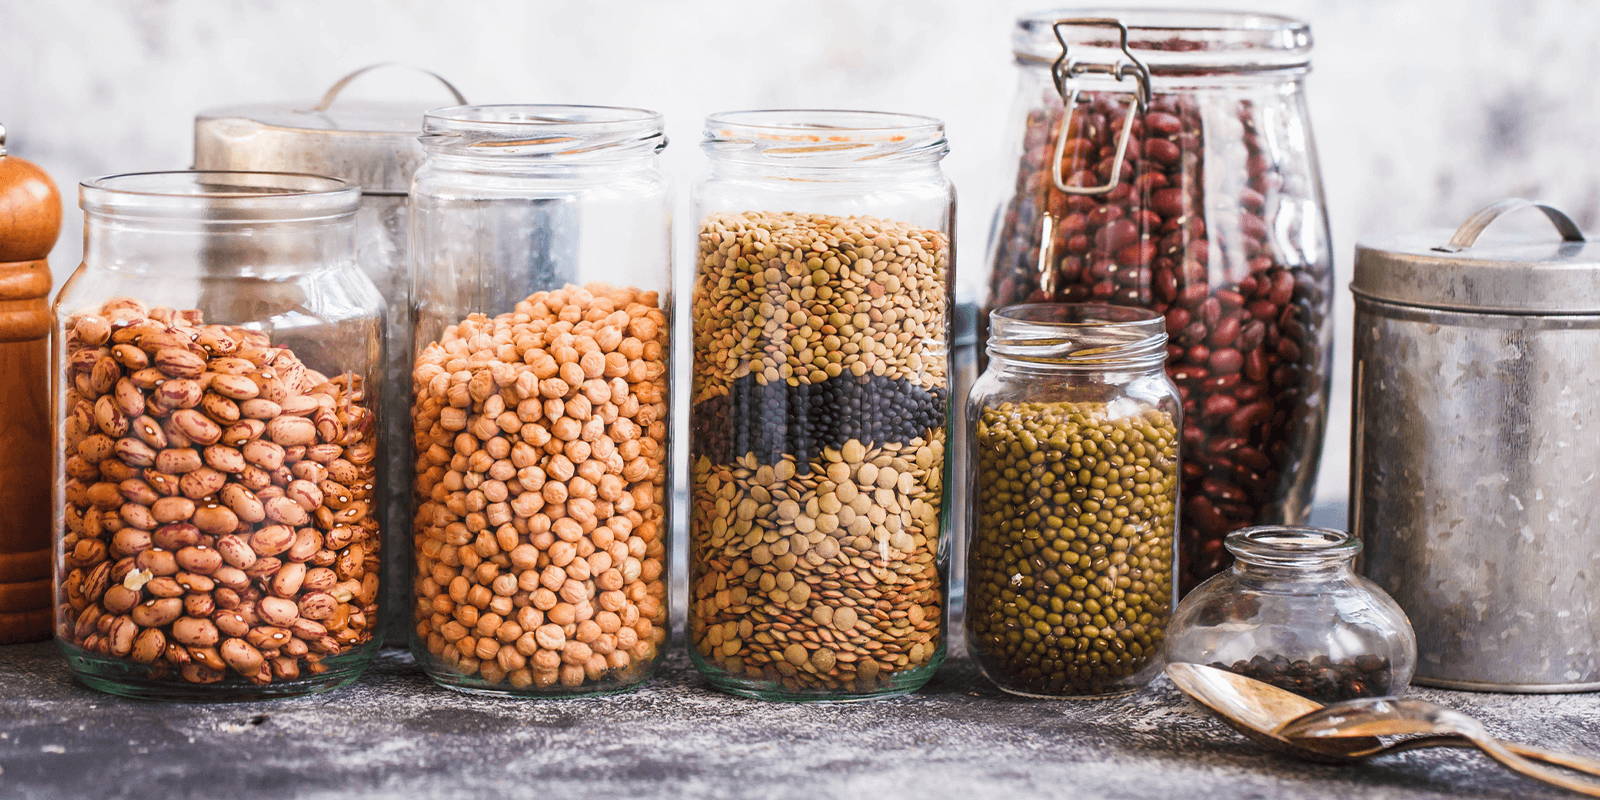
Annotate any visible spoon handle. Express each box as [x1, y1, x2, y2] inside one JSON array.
[[1471, 735, 1600, 797], [1502, 741, 1600, 780]]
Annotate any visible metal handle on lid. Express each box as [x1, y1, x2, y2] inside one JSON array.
[[313, 63, 468, 112], [1050, 19, 1151, 195], [1433, 198, 1586, 253]]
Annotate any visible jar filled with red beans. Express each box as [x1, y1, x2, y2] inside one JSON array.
[[983, 11, 1333, 593]]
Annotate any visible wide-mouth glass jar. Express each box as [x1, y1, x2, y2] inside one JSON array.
[[54, 171, 384, 700], [966, 303, 1180, 698], [688, 109, 954, 701], [983, 10, 1334, 594], [1165, 526, 1417, 702], [408, 105, 671, 697]]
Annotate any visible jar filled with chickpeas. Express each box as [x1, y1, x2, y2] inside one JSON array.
[[689, 110, 954, 701], [54, 171, 384, 700], [966, 303, 1180, 698], [409, 105, 671, 696]]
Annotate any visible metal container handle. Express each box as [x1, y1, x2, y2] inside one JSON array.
[[1433, 198, 1586, 253], [1049, 18, 1151, 195], [313, 63, 468, 112]]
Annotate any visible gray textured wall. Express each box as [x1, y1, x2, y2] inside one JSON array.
[[5, 0, 1599, 508]]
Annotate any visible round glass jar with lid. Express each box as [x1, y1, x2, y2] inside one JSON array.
[[983, 11, 1334, 594], [966, 303, 1180, 698], [195, 64, 470, 645], [1165, 526, 1417, 702], [408, 105, 671, 696], [54, 171, 384, 700], [688, 110, 954, 701]]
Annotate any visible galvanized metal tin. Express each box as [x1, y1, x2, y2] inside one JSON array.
[[1351, 199, 1600, 692]]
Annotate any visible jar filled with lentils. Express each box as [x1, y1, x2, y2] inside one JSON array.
[[984, 11, 1333, 593], [409, 105, 671, 696], [689, 110, 953, 700], [54, 171, 384, 700], [967, 303, 1179, 698]]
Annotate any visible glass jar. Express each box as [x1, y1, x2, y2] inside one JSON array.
[[983, 11, 1334, 593], [966, 303, 1180, 698], [408, 105, 671, 696], [688, 110, 954, 700], [1165, 526, 1417, 702], [53, 171, 384, 700]]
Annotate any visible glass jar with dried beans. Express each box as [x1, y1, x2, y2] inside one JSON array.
[[53, 171, 384, 700], [984, 11, 1333, 593], [409, 105, 671, 696], [1166, 526, 1417, 703], [689, 110, 953, 701], [967, 304, 1179, 698]]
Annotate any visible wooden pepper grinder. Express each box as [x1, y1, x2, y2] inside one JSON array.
[[0, 123, 59, 643]]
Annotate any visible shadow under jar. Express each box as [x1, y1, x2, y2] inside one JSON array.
[[983, 11, 1333, 593], [1165, 526, 1416, 703], [54, 171, 384, 700], [689, 110, 954, 701], [408, 105, 672, 697], [967, 303, 1180, 698]]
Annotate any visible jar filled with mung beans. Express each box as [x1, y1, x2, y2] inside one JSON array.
[[966, 303, 1179, 698], [689, 110, 954, 701], [54, 171, 384, 700], [409, 105, 671, 696]]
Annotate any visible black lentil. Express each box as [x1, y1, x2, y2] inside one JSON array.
[[691, 373, 946, 465], [1213, 654, 1394, 703]]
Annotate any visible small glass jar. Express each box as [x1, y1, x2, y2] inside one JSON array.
[[408, 105, 671, 696], [688, 110, 954, 701], [983, 11, 1335, 594], [1165, 526, 1417, 702], [54, 171, 384, 700], [966, 303, 1180, 698]]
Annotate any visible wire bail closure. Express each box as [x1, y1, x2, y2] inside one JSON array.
[[1050, 19, 1151, 195]]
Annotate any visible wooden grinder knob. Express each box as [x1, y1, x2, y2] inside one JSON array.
[[0, 124, 59, 643]]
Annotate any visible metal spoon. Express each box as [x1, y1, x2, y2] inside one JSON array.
[[1279, 696, 1600, 796], [1166, 663, 1599, 772]]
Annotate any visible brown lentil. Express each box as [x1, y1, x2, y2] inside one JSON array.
[[57, 298, 380, 686], [411, 283, 668, 692], [967, 400, 1177, 697]]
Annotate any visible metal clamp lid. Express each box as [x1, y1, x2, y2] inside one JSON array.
[[1049, 19, 1151, 195], [313, 63, 467, 113]]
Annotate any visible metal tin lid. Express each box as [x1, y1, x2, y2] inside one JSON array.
[[193, 64, 466, 196], [1353, 199, 1599, 315]]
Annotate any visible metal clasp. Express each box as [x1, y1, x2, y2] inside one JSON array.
[[1050, 19, 1151, 195]]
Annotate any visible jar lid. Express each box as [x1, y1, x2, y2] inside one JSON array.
[[1013, 9, 1312, 72], [1353, 199, 1599, 315], [193, 64, 466, 196]]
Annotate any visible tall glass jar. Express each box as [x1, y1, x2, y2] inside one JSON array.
[[983, 11, 1333, 593], [54, 171, 384, 700], [688, 110, 954, 701], [966, 304, 1179, 698], [408, 105, 671, 696]]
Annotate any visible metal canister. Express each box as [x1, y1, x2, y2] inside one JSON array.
[[193, 64, 466, 645], [1351, 198, 1600, 692]]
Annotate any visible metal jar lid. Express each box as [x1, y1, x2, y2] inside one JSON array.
[[193, 63, 466, 196], [1354, 198, 1599, 315]]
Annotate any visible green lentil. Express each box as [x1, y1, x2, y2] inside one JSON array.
[[967, 400, 1177, 697]]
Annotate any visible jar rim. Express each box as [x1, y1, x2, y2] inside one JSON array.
[[703, 109, 948, 166], [79, 170, 359, 222], [1226, 525, 1360, 567], [1014, 9, 1312, 73], [421, 104, 666, 160], [986, 302, 1167, 368]]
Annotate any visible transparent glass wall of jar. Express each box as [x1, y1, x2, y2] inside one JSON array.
[[689, 110, 954, 701], [1165, 526, 1417, 702], [966, 304, 1180, 698], [409, 105, 671, 696], [983, 11, 1333, 594], [54, 171, 384, 700]]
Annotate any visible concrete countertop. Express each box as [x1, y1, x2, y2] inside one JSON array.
[[1, 639, 1597, 800]]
